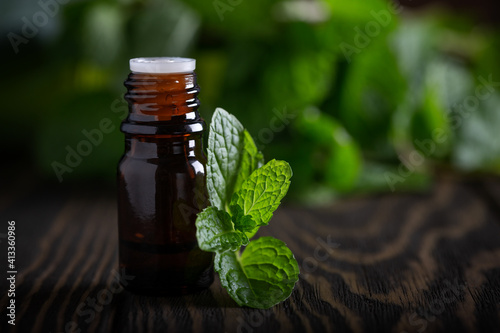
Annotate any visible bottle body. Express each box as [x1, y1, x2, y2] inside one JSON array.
[[117, 67, 213, 295]]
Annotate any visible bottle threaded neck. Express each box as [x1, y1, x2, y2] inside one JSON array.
[[122, 71, 203, 136]]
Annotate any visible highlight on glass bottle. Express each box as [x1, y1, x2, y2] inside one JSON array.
[[117, 57, 213, 295]]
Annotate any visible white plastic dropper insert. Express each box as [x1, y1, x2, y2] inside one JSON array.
[[129, 57, 196, 74]]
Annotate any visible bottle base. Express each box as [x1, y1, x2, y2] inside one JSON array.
[[119, 265, 214, 296]]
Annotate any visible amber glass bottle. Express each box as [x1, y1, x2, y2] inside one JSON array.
[[117, 58, 213, 295]]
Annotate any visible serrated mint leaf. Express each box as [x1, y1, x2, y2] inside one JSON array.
[[195, 207, 248, 253], [206, 108, 245, 210], [230, 159, 292, 227], [215, 237, 299, 309], [233, 130, 264, 193]]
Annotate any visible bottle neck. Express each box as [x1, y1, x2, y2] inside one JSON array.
[[124, 135, 203, 159], [122, 71, 203, 136]]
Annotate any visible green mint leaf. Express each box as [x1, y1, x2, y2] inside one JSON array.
[[230, 159, 292, 228], [215, 236, 299, 309], [233, 130, 264, 194], [195, 207, 248, 253], [206, 108, 245, 210], [231, 205, 257, 232]]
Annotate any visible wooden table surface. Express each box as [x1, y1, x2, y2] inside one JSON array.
[[1, 176, 500, 333]]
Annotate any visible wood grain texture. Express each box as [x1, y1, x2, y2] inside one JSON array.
[[1, 178, 500, 333]]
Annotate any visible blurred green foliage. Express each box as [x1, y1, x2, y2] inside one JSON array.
[[2, 0, 500, 200]]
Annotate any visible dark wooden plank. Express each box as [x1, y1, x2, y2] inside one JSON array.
[[1, 178, 500, 333]]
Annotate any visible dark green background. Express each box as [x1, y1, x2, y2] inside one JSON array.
[[2, 0, 499, 202]]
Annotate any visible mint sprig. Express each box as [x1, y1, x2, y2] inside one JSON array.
[[196, 108, 299, 309]]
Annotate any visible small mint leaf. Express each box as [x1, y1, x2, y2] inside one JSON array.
[[233, 130, 264, 193], [243, 226, 260, 240], [230, 159, 292, 227], [215, 237, 299, 309], [231, 205, 257, 232], [195, 207, 248, 253], [206, 108, 245, 210]]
